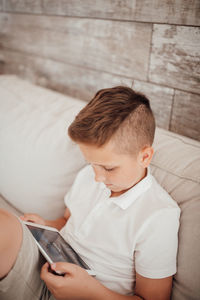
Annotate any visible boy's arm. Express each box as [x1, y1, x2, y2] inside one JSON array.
[[20, 207, 71, 230], [45, 207, 71, 230], [41, 262, 172, 300]]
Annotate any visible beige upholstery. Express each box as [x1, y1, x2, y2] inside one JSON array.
[[0, 75, 199, 300], [152, 129, 200, 300], [0, 75, 86, 219], [0, 194, 21, 216]]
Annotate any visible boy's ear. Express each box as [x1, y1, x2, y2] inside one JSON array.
[[138, 146, 154, 168]]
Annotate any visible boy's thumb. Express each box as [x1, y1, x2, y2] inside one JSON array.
[[51, 262, 79, 274]]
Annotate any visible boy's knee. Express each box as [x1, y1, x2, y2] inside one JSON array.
[[0, 208, 23, 243], [0, 209, 21, 231], [0, 209, 23, 278], [0, 208, 15, 220]]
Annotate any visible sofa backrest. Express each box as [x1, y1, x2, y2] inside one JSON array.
[[0, 75, 199, 300], [0, 75, 86, 219], [151, 128, 200, 300]]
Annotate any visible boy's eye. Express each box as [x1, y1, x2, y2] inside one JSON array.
[[104, 167, 115, 172]]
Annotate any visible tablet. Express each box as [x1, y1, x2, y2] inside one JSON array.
[[23, 221, 95, 276]]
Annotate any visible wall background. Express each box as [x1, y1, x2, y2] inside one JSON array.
[[0, 0, 200, 140]]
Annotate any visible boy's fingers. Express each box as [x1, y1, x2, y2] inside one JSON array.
[[20, 213, 44, 224], [51, 262, 80, 275], [19, 215, 32, 222], [20, 214, 32, 220], [40, 262, 49, 278], [41, 263, 57, 283], [41, 262, 67, 290]]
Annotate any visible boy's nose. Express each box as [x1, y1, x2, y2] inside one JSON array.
[[92, 166, 106, 183]]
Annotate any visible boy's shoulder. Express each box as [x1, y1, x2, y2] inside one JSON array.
[[129, 173, 180, 233], [151, 175, 179, 207], [140, 173, 180, 216]]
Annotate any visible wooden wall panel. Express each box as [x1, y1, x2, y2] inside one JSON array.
[[4, 0, 42, 13], [149, 24, 200, 94], [4, 0, 200, 26], [0, 13, 152, 81], [0, 1, 199, 141], [0, 0, 3, 11], [170, 90, 200, 141], [0, 49, 173, 130], [133, 81, 174, 129]]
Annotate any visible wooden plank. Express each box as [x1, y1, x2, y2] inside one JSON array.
[[0, 0, 3, 11], [0, 13, 151, 81], [133, 81, 174, 129], [4, 0, 42, 13], [170, 90, 200, 141], [4, 0, 200, 26], [0, 49, 173, 130], [149, 24, 200, 94]]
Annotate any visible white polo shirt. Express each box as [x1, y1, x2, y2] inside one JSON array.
[[60, 165, 180, 295]]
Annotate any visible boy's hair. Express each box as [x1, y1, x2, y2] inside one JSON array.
[[68, 86, 155, 154]]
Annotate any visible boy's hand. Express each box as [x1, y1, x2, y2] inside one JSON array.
[[41, 262, 100, 300], [20, 213, 46, 225]]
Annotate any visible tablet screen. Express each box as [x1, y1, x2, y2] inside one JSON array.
[[26, 224, 90, 270]]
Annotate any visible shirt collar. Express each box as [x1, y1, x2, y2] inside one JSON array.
[[109, 168, 152, 210]]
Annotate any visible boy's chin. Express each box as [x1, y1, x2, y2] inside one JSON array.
[[107, 185, 123, 192], [105, 183, 130, 193], [109, 184, 135, 194]]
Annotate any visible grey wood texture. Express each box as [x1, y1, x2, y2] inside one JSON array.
[[0, 1, 199, 141], [170, 90, 200, 141], [149, 24, 200, 95], [0, 49, 174, 130], [0, 13, 151, 81], [133, 81, 174, 130], [3, 0, 200, 26]]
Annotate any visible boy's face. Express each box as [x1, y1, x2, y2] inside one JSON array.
[[78, 140, 151, 196]]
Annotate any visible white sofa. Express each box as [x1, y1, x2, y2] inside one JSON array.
[[0, 75, 199, 300]]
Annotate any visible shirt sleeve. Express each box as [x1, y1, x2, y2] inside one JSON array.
[[135, 208, 180, 279]]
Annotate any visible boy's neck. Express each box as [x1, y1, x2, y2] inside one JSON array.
[[110, 168, 147, 198]]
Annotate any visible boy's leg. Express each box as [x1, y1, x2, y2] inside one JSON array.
[[0, 209, 53, 300], [0, 209, 22, 278]]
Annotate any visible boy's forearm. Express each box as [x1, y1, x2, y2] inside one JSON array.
[[84, 276, 142, 300], [91, 283, 142, 300], [45, 216, 67, 230], [95, 290, 142, 300], [45, 207, 71, 230]]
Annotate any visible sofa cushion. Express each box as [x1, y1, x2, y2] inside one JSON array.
[[152, 128, 200, 300], [0, 75, 199, 300], [0, 194, 22, 216], [0, 75, 86, 219]]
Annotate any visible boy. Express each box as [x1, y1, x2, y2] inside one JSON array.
[[0, 86, 180, 300]]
